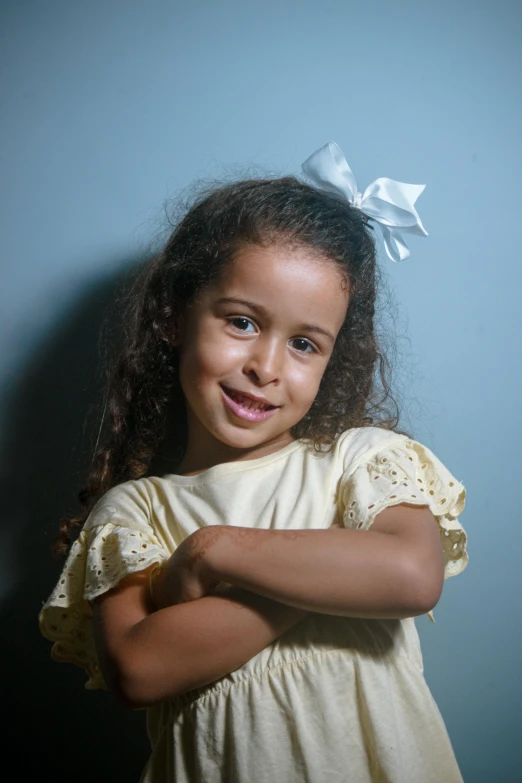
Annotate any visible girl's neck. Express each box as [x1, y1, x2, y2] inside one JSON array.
[[178, 433, 295, 476], [177, 408, 295, 476]]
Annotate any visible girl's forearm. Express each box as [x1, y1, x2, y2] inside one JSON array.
[[201, 524, 440, 619], [103, 585, 306, 708]]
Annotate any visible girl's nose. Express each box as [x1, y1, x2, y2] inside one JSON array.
[[244, 338, 283, 386]]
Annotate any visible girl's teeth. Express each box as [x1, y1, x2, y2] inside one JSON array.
[[230, 390, 267, 411]]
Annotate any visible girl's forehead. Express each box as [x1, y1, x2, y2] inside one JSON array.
[[207, 244, 349, 329], [227, 244, 346, 290]]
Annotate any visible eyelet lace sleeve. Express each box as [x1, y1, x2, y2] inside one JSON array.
[[39, 517, 168, 690], [340, 437, 468, 622]]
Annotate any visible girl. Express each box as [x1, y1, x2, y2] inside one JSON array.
[[40, 142, 468, 783]]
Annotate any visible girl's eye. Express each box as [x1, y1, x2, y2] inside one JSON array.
[[230, 317, 256, 333], [290, 338, 316, 354]]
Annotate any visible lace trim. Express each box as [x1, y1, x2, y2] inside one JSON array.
[[341, 439, 468, 623], [39, 522, 167, 689]]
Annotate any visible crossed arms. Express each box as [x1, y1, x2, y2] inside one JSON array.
[[92, 503, 444, 709]]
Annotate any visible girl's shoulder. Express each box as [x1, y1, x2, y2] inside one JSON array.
[[83, 475, 167, 533], [334, 428, 468, 587], [332, 426, 410, 472], [331, 427, 464, 494]]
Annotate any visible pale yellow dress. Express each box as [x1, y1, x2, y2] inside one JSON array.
[[39, 427, 468, 783]]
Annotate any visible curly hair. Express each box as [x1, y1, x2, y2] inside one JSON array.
[[54, 176, 399, 556]]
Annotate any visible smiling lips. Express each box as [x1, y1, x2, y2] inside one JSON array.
[[221, 385, 279, 423]]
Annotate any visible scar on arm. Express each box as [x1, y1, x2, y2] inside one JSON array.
[[217, 526, 307, 552], [187, 526, 308, 564]]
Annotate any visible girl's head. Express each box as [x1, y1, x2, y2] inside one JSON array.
[[175, 242, 349, 469], [55, 176, 398, 553]]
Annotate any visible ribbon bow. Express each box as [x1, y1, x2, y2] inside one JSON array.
[[301, 141, 428, 262]]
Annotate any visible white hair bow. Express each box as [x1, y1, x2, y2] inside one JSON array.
[[301, 141, 428, 262]]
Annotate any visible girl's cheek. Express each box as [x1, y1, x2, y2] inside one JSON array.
[[291, 358, 326, 388], [191, 341, 240, 380]]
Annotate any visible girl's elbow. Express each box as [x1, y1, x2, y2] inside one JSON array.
[[411, 584, 442, 617], [115, 676, 199, 710], [104, 653, 181, 710], [100, 657, 146, 710], [409, 559, 444, 616], [110, 671, 154, 711]]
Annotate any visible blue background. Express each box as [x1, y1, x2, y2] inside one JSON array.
[[1, 2, 521, 781]]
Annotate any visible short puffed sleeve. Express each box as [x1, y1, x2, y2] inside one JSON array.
[[339, 436, 468, 621], [39, 482, 169, 689]]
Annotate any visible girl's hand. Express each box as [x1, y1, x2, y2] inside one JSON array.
[[154, 528, 223, 608]]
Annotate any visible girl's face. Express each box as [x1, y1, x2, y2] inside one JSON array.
[[176, 244, 349, 472]]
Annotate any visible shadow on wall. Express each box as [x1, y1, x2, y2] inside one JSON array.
[[1, 259, 151, 782]]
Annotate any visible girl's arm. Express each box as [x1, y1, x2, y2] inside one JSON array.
[[92, 574, 306, 709], [165, 503, 445, 620]]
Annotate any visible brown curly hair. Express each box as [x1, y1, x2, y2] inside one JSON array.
[[54, 176, 399, 556]]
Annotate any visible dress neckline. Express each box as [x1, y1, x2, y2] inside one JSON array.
[[163, 439, 305, 485]]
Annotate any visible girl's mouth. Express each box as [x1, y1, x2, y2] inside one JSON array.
[[221, 385, 279, 423]]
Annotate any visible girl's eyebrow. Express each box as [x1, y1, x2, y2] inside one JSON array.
[[215, 297, 336, 343]]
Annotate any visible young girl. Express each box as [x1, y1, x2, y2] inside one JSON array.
[[40, 142, 468, 783]]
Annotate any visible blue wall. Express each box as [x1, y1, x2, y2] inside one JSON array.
[[2, 1, 521, 780]]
